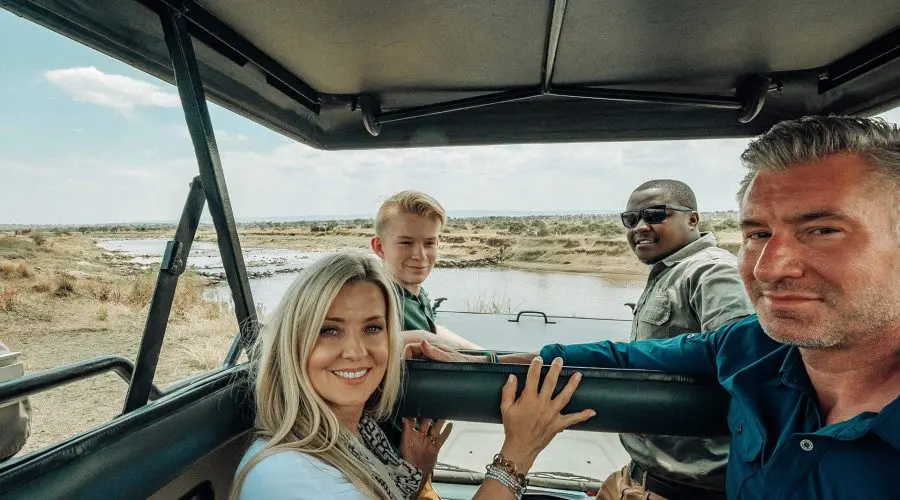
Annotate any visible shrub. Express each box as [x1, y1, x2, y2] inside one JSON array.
[[31, 280, 52, 293], [506, 222, 527, 234], [483, 237, 512, 247], [29, 232, 47, 246], [712, 218, 739, 231], [54, 275, 76, 297], [719, 242, 740, 255]]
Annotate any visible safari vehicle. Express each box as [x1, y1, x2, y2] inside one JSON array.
[[1, 0, 899, 498]]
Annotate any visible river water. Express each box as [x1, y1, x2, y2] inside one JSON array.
[[98, 238, 646, 320]]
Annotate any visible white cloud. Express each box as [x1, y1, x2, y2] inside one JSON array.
[[218, 131, 249, 142], [213, 139, 753, 218], [6, 107, 900, 225], [43, 66, 180, 113], [170, 124, 247, 144]]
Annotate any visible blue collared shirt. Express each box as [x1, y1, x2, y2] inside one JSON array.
[[540, 315, 900, 499]]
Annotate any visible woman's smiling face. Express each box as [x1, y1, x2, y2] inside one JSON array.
[[307, 281, 390, 423]]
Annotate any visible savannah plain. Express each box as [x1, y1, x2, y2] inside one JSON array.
[[0, 214, 740, 454]]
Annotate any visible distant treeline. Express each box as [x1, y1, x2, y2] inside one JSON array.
[[1, 211, 740, 236]]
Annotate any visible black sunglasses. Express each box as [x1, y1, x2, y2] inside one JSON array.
[[620, 204, 693, 229]]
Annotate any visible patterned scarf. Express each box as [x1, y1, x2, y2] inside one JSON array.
[[349, 414, 423, 500]]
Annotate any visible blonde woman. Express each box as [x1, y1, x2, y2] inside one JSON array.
[[233, 252, 595, 499]]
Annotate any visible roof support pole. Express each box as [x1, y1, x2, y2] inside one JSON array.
[[122, 177, 206, 413], [541, 0, 568, 93], [159, 8, 259, 367]]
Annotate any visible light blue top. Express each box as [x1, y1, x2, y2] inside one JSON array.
[[235, 439, 368, 499]]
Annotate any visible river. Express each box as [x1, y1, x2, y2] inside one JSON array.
[[98, 238, 646, 320]]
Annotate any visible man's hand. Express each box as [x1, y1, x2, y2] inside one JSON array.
[[404, 340, 486, 363], [402, 330, 455, 350], [434, 324, 483, 350]]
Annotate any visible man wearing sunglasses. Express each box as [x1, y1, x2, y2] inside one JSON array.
[[601, 180, 754, 499], [621, 180, 753, 339]]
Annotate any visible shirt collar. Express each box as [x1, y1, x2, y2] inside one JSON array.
[[872, 396, 900, 450], [394, 283, 426, 301], [777, 346, 900, 450], [655, 232, 718, 268], [777, 345, 808, 389]]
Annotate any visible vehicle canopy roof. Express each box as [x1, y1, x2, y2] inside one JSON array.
[[6, 0, 900, 149]]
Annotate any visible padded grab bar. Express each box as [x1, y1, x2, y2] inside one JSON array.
[[399, 361, 729, 436]]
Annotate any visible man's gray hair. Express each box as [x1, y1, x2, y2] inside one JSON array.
[[737, 115, 900, 204]]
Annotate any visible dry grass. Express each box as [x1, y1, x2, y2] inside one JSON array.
[[31, 280, 52, 293], [80, 268, 206, 317], [465, 289, 520, 314], [178, 332, 232, 372], [0, 287, 18, 312], [94, 303, 109, 321], [1, 261, 33, 279]]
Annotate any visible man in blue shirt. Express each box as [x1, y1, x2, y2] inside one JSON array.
[[415, 116, 900, 499]]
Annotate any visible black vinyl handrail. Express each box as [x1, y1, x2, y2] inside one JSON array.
[[0, 356, 162, 408], [400, 360, 730, 436]]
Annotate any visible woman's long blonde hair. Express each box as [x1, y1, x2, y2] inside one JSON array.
[[232, 252, 403, 499]]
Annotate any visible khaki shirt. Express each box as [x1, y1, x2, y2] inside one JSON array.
[[623, 232, 754, 489], [0, 341, 31, 461], [396, 285, 436, 333]]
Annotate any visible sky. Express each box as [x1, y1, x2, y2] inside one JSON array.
[[2, 9, 900, 225]]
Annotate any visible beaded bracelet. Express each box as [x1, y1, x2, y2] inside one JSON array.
[[485, 453, 527, 498], [491, 454, 527, 485], [485, 464, 525, 498]]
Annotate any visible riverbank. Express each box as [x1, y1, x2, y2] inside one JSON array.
[[54, 214, 741, 278]]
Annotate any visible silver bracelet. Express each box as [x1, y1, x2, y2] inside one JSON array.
[[485, 464, 525, 499]]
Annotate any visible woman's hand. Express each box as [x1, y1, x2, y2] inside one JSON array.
[[400, 418, 453, 482], [497, 357, 595, 474]]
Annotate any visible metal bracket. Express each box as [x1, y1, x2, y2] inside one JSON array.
[[161, 240, 185, 275], [736, 75, 771, 124], [360, 94, 381, 136], [359, 72, 774, 135]]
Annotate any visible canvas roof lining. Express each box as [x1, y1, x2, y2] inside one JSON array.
[[3, 0, 900, 150]]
